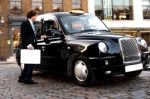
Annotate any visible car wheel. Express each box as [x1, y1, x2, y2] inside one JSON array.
[[124, 70, 142, 77], [71, 55, 96, 86]]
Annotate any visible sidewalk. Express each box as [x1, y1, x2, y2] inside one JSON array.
[[0, 56, 16, 64]]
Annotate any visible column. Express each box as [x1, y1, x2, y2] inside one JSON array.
[[88, 0, 95, 14], [133, 0, 143, 21]]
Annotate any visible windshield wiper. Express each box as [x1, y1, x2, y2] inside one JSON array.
[[80, 29, 110, 33], [99, 30, 110, 32], [80, 29, 99, 33]]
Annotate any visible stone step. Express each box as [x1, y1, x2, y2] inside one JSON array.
[[6, 56, 16, 63]]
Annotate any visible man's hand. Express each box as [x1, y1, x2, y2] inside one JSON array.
[[27, 44, 34, 50]]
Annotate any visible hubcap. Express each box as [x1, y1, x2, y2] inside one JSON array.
[[74, 60, 88, 82]]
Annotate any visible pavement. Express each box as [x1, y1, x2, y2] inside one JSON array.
[[1, 62, 150, 98], [0, 56, 150, 99], [0, 56, 17, 64]]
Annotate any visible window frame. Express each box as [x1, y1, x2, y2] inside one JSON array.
[[142, 0, 150, 19], [9, 0, 22, 13], [94, 0, 133, 20], [72, 0, 81, 9], [52, 0, 63, 12], [32, 0, 43, 12]]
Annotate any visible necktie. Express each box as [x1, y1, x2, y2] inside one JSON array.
[[30, 22, 37, 42], [31, 22, 36, 34]]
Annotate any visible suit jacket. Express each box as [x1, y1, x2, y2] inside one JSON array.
[[20, 20, 37, 49]]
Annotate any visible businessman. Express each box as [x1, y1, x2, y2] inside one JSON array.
[[18, 10, 38, 84]]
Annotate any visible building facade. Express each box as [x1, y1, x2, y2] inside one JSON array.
[[0, 0, 88, 60], [88, 0, 150, 49]]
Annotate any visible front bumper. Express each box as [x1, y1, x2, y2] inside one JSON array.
[[89, 56, 143, 75]]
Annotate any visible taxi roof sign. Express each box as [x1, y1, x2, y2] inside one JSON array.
[[69, 9, 84, 15]]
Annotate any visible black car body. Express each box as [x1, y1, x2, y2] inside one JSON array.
[[16, 11, 150, 86]]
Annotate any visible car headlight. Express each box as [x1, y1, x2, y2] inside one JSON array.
[[140, 39, 147, 48], [136, 37, 148, 48], [98, 42, 108, 53]]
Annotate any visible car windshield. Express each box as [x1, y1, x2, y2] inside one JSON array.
[[60, 14, 109, 34]]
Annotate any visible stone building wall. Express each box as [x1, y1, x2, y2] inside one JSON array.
[[0, 0, 88, 60]]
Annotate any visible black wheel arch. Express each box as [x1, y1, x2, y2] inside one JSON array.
[[67, 52, 81, 76]]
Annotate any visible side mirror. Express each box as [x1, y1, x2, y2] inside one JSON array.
[[44, 29, 66, 43]]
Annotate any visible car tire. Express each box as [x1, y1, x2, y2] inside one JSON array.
[[70, 54, 96, 86], [124, 70, 142, 77]]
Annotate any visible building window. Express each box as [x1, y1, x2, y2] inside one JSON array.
[[10, 0, 22, 13], [52, 0, 63, 12], [94, 0, 133, 20], [141, 32, 150, 46], [72, 0, 81, 9], [95, 0, 103, 19], [143, 0, 150, 19], [32, 0, 43, 12]]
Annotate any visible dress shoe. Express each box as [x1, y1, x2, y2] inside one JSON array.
[[18, 79, 25, 83], [23, 80, 38, 84]]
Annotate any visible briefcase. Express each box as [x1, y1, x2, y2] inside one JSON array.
[[20, 49, 41, 64]]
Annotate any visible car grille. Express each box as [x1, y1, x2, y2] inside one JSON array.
[[119, 38, 141, 64]]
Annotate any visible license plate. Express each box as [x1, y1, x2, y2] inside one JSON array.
[[125, 63, 143, 72]]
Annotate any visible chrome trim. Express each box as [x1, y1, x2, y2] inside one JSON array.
[[143, 51, 150, 54], [119, 38, 141, 64], [89, 56, 115, 60], [74, 60, 88, 82]]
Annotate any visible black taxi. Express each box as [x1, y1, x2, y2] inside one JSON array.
[[17, 10, 149, 86]]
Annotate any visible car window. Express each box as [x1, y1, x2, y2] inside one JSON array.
[[44, 20, 57, 30], [34, 20, 59, 37], [60, 15, 109, 34], [34, 21, 43, 39]]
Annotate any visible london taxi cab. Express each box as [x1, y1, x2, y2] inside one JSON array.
[[17, 10, 149, 86]]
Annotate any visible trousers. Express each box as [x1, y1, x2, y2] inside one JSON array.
[[20, 64, 34, 81]]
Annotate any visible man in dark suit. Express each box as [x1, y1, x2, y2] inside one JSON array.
[[18, 10, 38, 84]]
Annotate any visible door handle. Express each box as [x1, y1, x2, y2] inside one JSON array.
[[41, 46, 46, 51]]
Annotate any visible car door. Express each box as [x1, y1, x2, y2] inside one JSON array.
[[36, 20, 65, 71]]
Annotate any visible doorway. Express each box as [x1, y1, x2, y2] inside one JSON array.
[[10, 27, 20, 55]]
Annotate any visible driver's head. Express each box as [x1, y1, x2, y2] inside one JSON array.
[[71, 21, 84, 30]]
